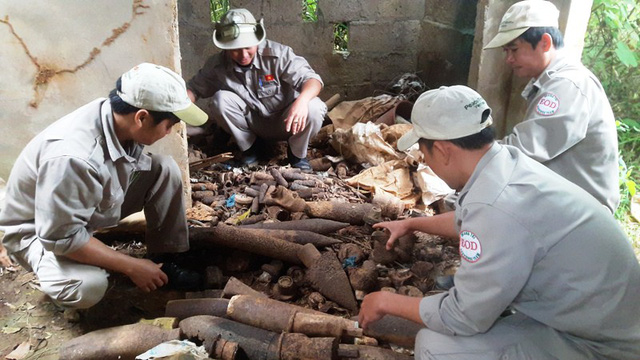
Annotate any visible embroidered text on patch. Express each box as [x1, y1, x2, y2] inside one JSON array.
[[535, 92, 559, 116], [459, 230, 482, 263]]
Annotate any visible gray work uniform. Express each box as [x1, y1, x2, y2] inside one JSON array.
[[187, 40, 327, 158], [500, 52, 619, 213], [416, 143, 640, 360], [0, 99, 189, 309]]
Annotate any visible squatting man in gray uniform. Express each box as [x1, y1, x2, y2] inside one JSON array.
[[186, 8, 327, 170], [0, 63, 208, 310], [358, 86, 640, 359], [485, 0, 619, 212]]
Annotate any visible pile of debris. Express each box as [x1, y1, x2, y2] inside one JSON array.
[[75, 80, 462, 359]]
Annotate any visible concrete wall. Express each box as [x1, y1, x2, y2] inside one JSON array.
[[470, 0, 593, 137], [0, 0, 191, 205], [178, 0, 477, 107]]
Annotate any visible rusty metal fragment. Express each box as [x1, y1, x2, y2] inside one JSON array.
[[305, 201, 375, 225], [240, 218, 349, 234], [59, 323, 179, 360], [179, 315, 337, 360], [338, 344, 414, 360], [227, 295, 362, 338], [190, 224, 303, 265], [165, 298, 230, 321]]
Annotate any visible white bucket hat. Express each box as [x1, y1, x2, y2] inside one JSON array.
[[212, 8, 266, 50], [484, 0, 559, 49], [397, 86, 493, 151], [118, 63, 208, 126]]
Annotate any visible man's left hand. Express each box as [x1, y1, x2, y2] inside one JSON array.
[[285, 98, 309, 135]]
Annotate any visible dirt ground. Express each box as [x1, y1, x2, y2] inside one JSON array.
[[0, 244, 187, 360]]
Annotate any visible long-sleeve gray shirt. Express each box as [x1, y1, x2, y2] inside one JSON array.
[[0, 99, 150, 256], [500, 53, 619, 213], [419, 143, 640, 359], [187, 39, 323, 118]]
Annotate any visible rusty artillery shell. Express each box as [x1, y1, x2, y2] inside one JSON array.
[[209, 335, 239, 360], [338, 344, 414, 360], [280, 168, 309, 181], [227, 295, 362, 338], [305, 201, 376, 225], [238, 213, 267, 225], [267, 205, 291, 221], [351, 314, 422, 348], [298, 243, 358, 312], [240, 228, 341, 247], [180, 315, 338, 360], [59, 323, 179, 360], [222, 276, 268, 299], [272, 275, 297, 300], [190, 224, 303, 265], [270, 167, 289, 187], [241, 218, 349, 234], [165, 298, 230, 321]]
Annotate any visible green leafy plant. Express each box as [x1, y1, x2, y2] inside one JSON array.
[[302, 0, 318, 22], [210, 0, 230, 23], [583, 0, 640, 222], [333, 22, 349, 53]]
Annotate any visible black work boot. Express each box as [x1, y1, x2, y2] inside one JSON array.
[[160, 262, 203, 291], [287, 146, 311, 171], [240, 145, 259, 167]]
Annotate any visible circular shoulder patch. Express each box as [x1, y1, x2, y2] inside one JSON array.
[[535, 92, 559, 116], [459, 230, 482, 263]]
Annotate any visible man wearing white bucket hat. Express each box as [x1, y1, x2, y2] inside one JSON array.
[[484, 0, 619, 213], [187, 8, 326, 170], [0, 63, 208, 310], [359, 86, 640, 359]]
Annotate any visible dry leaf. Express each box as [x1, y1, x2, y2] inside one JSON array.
[[2, 326, 23, 334]]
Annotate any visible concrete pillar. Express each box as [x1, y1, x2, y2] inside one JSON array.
[[469, 0, 593, 137]]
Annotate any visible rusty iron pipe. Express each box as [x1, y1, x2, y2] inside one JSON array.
[[240, 228, 341, 247]]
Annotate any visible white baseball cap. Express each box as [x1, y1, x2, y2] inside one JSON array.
[[484, 0, 559, 49], [397, 86, 493, 151], [118, 63, 208, 126], [212, 9, 266, 50]]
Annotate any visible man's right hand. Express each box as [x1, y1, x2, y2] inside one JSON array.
[[0, 243, 15, 268], [373, 220, 410, 250], [127, 258, 168, 292]]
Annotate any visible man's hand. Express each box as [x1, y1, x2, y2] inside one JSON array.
[[359, 291, 424, 330], [285, 97, 309, 135], [126, 258, 168, 292], [359, 291, 391, 329], [373, 220, 411, 250], [0, 244, 15, 268]]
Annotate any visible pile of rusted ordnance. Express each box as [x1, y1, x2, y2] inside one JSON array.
[[61, 165, 458, 359]]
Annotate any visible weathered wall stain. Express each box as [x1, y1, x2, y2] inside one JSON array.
[[0, 0, 150, 108]]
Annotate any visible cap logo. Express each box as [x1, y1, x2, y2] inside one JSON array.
[[464, 98, 486, 110], [459, 230, 482, 263], [535, 92, 559, 116]]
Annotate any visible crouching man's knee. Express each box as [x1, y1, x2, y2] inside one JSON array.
[[39, 268, 109, 309]]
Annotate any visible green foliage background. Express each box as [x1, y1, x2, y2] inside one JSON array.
[[583, 0, 640, 224]]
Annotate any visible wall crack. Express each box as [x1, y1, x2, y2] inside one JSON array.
[[1, 0, 149, 108]]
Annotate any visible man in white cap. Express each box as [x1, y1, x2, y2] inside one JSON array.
[[0, 63, 208, 310], [484, 0, 619, 213], [186, 8, 326, 170], [359, 85, 640, 359]]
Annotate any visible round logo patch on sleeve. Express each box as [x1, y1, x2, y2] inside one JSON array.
[[535, 92, 559, 116], [459, 230, 482, 263]]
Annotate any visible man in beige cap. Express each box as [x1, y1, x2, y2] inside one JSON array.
[[484, 0, 619, 213], [0, 63, 208, 310], [187, 8, 326, 170], [359, 85, 640, 359]]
